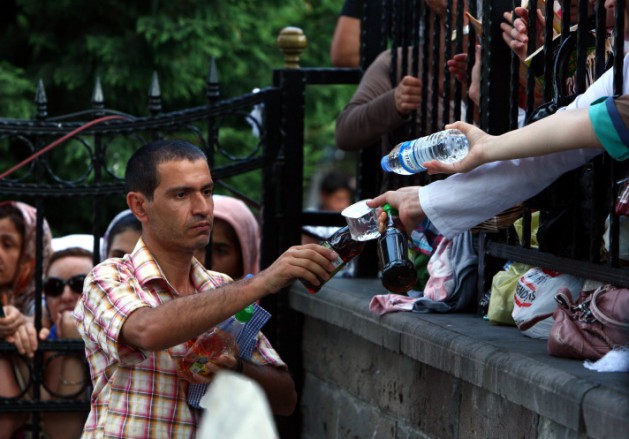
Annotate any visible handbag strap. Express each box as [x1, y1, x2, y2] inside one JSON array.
[[589, 286, 629, 329], [550, 30, 582, 107]]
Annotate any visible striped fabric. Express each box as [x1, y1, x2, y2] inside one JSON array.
[[589, 95, 629, 160], [187, 304, 275, 408], [73, 238, 283, 438]]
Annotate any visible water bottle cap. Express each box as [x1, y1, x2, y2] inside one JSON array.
[[382, 203, 398, 216], [235, 304, 254, 323], [380, 156, 391, 172]]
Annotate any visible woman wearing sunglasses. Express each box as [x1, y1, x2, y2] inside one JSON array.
[[39, 247, 92, 439]]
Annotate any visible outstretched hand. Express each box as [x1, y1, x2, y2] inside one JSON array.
[[423, 121, 492, 175], [447, 45, 482, 106], [394, 76, 422, 116], [257, 244, 338, 293], [0, 305, 25, 338], [367, 187, 425, 235], [501, 7, 545, 62], [8, 320, 38, 358], [447, 52, 470, 86]]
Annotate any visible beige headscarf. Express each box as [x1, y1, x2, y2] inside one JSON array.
[[0, 201, 53, 314]]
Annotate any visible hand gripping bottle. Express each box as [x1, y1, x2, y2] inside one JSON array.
[[178, 305, 254, 383], [377, 204, 417, 293], [301, 225, 366, 293], [380, 129, 469, 175]]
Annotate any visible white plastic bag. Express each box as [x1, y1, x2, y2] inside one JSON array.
[[512, 267, 584, 339]]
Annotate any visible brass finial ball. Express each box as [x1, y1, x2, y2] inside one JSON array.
[[277, 27, 307, 69]]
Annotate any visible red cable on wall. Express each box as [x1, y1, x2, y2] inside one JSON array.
[[0, 115, 129, 180]]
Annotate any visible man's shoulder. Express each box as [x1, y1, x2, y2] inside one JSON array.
[[373, 49, 392, 67], [195, 266, 233, 291], [91, 256, 135, 280]]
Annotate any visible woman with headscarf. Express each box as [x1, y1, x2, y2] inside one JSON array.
[[100, 209, 142, 261], [195, 195, 261, 279], [0, 201, 53, 438]]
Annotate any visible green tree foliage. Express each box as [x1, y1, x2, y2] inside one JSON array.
[[0, 0, 358, 235]]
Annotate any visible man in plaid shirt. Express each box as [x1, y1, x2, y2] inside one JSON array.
[[74, 139, 337, 438]]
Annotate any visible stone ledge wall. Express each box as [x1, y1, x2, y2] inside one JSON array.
[[290, 278, 629, 439], [300, 318, 571, 439]]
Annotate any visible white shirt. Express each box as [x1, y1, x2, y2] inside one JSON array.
[[420, 52, 629, 239]]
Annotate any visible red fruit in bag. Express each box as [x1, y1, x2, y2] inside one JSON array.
[[176, 328, 238, 383]]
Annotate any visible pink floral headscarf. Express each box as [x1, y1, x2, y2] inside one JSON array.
[[212, 195, 261, 276], [0, 201, 53, 314]]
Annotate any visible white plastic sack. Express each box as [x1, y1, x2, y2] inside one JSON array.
[[196, 371, 278, 439], [512, 267, 585, 339]]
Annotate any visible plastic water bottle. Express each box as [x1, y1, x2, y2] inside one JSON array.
[[380, 129, 469, 175], [219, 305, 255, 340]]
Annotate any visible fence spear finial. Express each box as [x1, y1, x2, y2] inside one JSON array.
[[206, 57, 220, 103], [35, 79, 48, 120], [148, 71, 162, 115], [92, 77, 105, 116]]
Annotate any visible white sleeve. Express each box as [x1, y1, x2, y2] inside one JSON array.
[[421, 53, 629, 239]]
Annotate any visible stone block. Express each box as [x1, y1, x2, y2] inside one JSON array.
[[458, 381, 537, 439], [582, 386, 629, 439], [302, 317, 420, 419], [536, 416, 578, 439], [301, 374, 397, 439]]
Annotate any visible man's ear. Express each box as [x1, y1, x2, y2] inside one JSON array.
[[127, 192, 148, 222]]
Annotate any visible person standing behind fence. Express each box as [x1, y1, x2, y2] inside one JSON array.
[[302, 170, 354, 245], [335, 0, 457, 192], [194, 194, 261, 280], [330, 0, 383, 67], [0, 201, 53, 439], [39, 247, 93, 439], [318, 170, 354, 212], [100, 209, 142, 261], [330, 0, 362, 67], [73, 139, 337, 438]]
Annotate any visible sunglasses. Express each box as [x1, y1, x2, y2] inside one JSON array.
[[43, 274, 87, 297]]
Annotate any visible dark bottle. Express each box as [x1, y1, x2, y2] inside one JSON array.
[[377, 204, 417, 293], [301, 225, 365, 293]]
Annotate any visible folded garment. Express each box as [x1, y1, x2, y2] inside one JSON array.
[[369, 294, 418, 316]]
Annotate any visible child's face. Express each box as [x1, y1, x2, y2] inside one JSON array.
[[320, 188, 353, 212]]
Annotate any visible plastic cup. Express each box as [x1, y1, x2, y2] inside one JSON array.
[[341, 200, 381, 241]]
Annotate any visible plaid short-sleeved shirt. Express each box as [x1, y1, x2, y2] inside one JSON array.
[[74, 238, 285, 438]]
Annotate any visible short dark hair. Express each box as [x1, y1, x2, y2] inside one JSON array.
[[125, 139, 206, 200], [319, 171, 353, 196]]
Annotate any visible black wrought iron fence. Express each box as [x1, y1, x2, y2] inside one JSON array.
[[337, 0, 629, 291]]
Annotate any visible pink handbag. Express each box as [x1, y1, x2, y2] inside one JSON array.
[[547, 284, 629, 360]]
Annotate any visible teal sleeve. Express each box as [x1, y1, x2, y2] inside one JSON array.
[[589, 95, 629, 161]]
